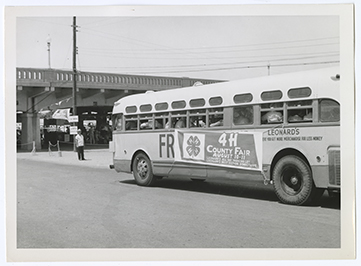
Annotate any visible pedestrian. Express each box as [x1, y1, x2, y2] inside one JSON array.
[[75, 129, 86, 160], [88, 123, 95, 144]]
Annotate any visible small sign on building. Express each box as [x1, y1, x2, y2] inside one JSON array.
[[68, 115, 79, 123], [70, 126, 78, 135]]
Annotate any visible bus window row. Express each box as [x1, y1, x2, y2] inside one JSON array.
[[122, 108, 224, 131], [125, 87, 313, 115], [233, 99, 339, 126], [260, 99, 339, 124], [114, 99, 339, 131]]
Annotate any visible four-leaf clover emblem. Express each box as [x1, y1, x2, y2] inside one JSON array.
[[186, 135, 201, 157]]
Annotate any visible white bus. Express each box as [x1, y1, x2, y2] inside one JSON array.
[[110, 67, 340, 205]]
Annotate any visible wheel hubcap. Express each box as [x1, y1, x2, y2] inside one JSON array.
[[290, 176, 299, 185], [137, 159, 148, 179], [281, 167, 303, 195]]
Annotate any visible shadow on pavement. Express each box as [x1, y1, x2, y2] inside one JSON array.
[[121, 177, 279, 204], [119, 177, 340, 209]]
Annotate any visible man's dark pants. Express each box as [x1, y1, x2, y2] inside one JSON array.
[[77, 146, 84, 160]]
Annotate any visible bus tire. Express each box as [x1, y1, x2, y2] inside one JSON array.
[[272, 155, 314, 205], [132, 153, 156, 187]]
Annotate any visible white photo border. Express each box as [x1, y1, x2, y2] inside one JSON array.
[[4, 3, 355, 263]]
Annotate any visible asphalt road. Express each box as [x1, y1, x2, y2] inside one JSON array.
[[17, 159, 340, 248]]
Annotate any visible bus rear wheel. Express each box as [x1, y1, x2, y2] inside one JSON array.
[[272, 155, 315, 205], [132, 153, 156, 186]]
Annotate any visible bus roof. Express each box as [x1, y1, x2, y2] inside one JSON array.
[[112, 66, 340, 115]]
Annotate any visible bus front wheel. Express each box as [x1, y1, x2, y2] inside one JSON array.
[[272, 155, 315, 205], [132, 153, 156, 186]]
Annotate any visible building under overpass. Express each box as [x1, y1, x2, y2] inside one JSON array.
[[16, 67, 224, 150]]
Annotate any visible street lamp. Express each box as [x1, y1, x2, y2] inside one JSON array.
[[46, 35, 52, 69]]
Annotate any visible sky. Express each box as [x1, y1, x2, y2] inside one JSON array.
[[16, 15, 339, 81]]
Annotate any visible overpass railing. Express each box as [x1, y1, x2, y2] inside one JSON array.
[[16, 68, 223, 88]]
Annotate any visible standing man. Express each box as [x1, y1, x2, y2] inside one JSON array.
[[75, 129, 85, 160], [88, 123, 95, 144]]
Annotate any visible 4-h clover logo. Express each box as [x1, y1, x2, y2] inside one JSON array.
[[186, 135, 201, 157]]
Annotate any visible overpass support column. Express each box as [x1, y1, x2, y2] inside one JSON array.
[[21, 113, 41, 151]]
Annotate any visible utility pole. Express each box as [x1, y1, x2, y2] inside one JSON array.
[[72, 16, 78, 151], [72, 16, 77, 117]]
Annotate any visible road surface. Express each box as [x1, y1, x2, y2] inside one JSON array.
[[17, 159, 340, 248]]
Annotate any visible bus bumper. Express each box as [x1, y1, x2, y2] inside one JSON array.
[[113, 159, 132, 173]]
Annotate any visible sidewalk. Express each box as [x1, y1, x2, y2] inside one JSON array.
[[17, 148, 114, 170]]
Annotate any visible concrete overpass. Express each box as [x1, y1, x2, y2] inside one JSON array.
[[16, 67, 224, 150]]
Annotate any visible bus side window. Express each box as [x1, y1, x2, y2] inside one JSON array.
[[319, 99, 340, 122], [175, 117, 186, 128], [189, 109, 206, 128], [261, 103, 283, 124], [233, 106, 253, 125], [287, 100, 313, 123], [125, 115, 138, 130], [190, 116, 206, 128], [171, 111, 187, 128], [154, 112, 168, 129], [209, 108, 224, 127], [139, 114, 154, 130], [154, 118, 164, 129], [261, 110, 283, 124], [288, 111, 306, 122], [125, 121, 137, 130], [112, 114, 123, 131], [140, 119, 153, 130]]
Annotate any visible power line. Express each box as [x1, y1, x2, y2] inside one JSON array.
[[18, 17, 71, 28], [80, 24, 339, 53], [79, 27, 163, 51], [24, 91, 54, 113], [80, 17, 143, 28], [80, 43, 338, 58], [79, 50, 339, 62], [80, 38, 339, 54], [73, 19, 341, 77], [79, 27, 338, 65], [81, 45, 339, 57], [79, 24, 340, 75], [165, 37, 340, 51], [79, 32, 339, 56], [62, 39, 73, 69], [79, 53, 339, 72], [99, 60, 339, 75]]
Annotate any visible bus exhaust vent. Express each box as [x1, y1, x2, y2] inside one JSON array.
[[328, 148, 340, 186]]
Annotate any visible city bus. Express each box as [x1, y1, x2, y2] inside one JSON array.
[[109, 67, 340, 206]]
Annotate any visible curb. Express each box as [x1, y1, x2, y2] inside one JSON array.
[[17, 149, 113, 170]]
